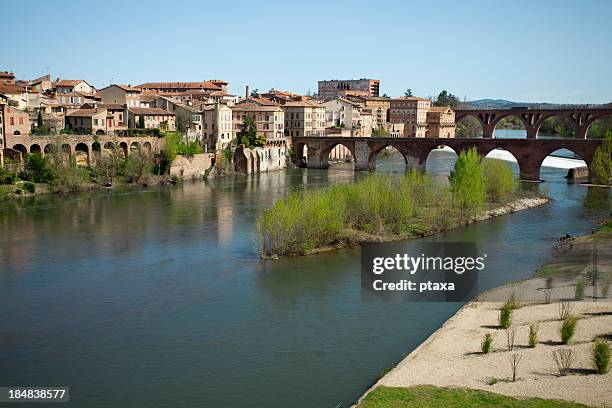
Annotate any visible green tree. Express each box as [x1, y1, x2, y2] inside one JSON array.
[[20, 152, 55, 183], [590, 130, 612, 185], [434, 90, 458, 108], [238, 116, 266, 148], [449, 147, 485, 216], [404, 88, 413, 97], [138, 115, 145, 129], [482, 159, 515, 202]]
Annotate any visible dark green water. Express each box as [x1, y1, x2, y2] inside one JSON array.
[[0, 150, 609, 408]]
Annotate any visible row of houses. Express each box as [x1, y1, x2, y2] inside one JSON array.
[[1, 72, 457, 165]]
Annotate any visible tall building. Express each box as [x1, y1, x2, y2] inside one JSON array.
[[317, 79, 380, 100], [282, 100, 325, 137], [389, 96, 431, 137]]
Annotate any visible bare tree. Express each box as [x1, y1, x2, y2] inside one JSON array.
[[552, 349, 574, 376], [510, 354, 523, 382], [506, 328, 517, 351]]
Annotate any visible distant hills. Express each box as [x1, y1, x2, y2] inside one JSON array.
[[461, 99, 611, 109], [461, 99, 561, 109]]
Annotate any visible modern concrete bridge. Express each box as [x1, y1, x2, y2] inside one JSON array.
[[292, 136, 604, 182], [454, 107, 612, 139]]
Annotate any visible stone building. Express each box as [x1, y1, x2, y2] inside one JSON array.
[[3, 106, 31, 137], [127, 107, 175, 131], [282, 100, 325, 137], [231, 103, 285, 145], [318, 79, 380, 100], [426, 107, 456, 138], [99, 84, 142, 107], [65, 107, 110, 134], [348, 96, 390, 131], [323, 98, 372, 137], [202, 103, 233, 150], [389, 96, 431, 137]]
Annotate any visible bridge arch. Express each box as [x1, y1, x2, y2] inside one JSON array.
[[539, 148, 589, 181], [456, 114, 483, 138], [30, 144, 41, 154], [585, 113, 612, 139], [294, 141, 308, 167], [368, 143, 407, 172], [535, 113, 575, 138], [424, 144, 459, 178], [320, 141, 355, 169], [483, 149, 521, 176], [143, 141, 152, 154], [493, 114, 526, 138]]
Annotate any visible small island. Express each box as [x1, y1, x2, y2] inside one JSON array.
[[257, 149, 548, 257]]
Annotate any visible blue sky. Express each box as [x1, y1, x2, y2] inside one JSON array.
[[4, 0, 612, 103]]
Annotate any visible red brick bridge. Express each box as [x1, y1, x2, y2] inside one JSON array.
[[454, 108, 612, 139], [292, 136, 604, 182]]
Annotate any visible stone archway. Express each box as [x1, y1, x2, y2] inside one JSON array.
[[75, 143, 90, 166]]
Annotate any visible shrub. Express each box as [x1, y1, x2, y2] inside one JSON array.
[[499, 304, 512, 329], [20, 153, 55, 183], [574, 279, 586, 300], [558, 301, 573, 320], [561, 316, 577, 344], [504, 292, 519, 310], [528, 323, 539, 348], [553, 349, 574, 376], [0, 168, 17, 185], [481, 333, 493, 354], [22, 181, 35, 194], [449, 147, 485, 217], [592, 338, 610, 374], [481, 158, 515, 202], [589, 131, 611, 185], [545, 277, 554, 289]]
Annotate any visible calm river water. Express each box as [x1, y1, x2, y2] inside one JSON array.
[[0, 134, 609, 407]]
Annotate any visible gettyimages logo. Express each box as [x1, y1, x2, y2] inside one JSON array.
[[362, 242, 485, 302]]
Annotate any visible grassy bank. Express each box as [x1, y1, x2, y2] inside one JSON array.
[[257, 153, 543, 257], [358, 385, 591, 408]]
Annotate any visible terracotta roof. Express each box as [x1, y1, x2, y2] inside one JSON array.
[[66, 108, 106, 117], [100, 84, 141, 93], [0, 82, 25, 94], [391, 96, 431, 101], [129, 107, 174, 116], [139, 94, 159, 102], [56, 79, 86, 87], [135, 81, 222, 91], [236, 97, 279, 107]]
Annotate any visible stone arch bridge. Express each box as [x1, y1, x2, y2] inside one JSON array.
[[292, 136, 604, 182], [4, 134, 164, 165], [454, 108, 612, 139]]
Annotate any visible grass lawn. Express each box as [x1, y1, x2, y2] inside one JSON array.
[[357, 385, 591, 408]]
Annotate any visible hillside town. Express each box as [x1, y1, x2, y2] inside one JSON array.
[[0, 72, 457, 175]]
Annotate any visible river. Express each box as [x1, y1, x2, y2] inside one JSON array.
[[0, 131, 609, 407]]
